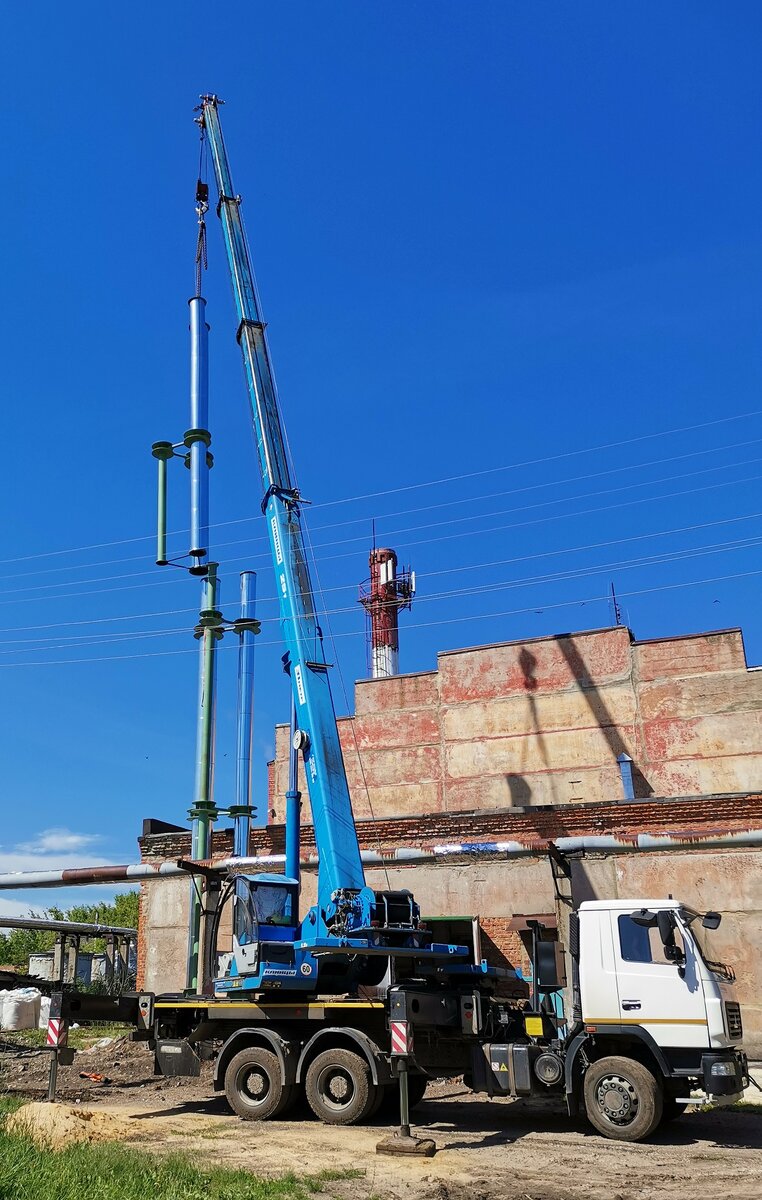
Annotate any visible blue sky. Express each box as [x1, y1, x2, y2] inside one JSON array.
[[2, 3, 762, 920]]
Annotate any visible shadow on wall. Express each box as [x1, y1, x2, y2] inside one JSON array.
[[570, 857, 603, 904], [558, 637, 652, 799], [504, 640, 653, 807], [505, 648, 558, 807]]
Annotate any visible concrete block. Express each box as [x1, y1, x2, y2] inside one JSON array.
[[642, 711, 762, 762], [364, 857, 555, 919], [354, 672, 439, 716], [635, 630, 746, 682], [613, 848, 762, 914], [353, 781, 443, 820], [348, 745, 441, 787], [638, 670, 762, 721], [353, 709, 440, 750], [443, 764, 625, 809], [142, 879, 188, 994], [438, 628, 632, 704], [648, 756, 762, 798], [443, 683, 636, 741], [445, 724, 638, 780]]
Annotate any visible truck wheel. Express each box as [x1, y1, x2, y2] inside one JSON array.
[[583, 1056, 663, 1142], [225, 1046, 294, 1120], [305, 1048, 374, 1125]]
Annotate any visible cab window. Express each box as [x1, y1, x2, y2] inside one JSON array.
[[618, 914, 684, 965], [253, 885, 294, 926]]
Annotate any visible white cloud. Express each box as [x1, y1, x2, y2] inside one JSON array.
[[0, 832, 138, 922], [16, 828, 103, 855], [0, 829, 115, 880], [0, 886, 138, 931], [0, 897, 40, 923]]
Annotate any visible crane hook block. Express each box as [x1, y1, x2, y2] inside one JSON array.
[[196, 180, 209, 207]]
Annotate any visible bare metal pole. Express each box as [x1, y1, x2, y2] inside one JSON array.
[[187, 294, 211, 568], [229, 571, 257, 857], [285, 693, 302, 884]]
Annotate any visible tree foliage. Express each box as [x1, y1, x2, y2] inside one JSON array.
[[0, 892, 139, 968]]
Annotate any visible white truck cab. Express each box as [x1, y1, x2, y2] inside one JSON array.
[[468, 894, 749, 1142], [565, 898, 747, 1138], [578, 899, 742, 1050]]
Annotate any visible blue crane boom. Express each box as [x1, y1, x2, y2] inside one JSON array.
[[200, 96, 366, 911], [198, 96, 469, 996]]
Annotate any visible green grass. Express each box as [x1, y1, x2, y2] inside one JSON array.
[[0, 1120, 357, 1200], [0, 1098, 24, 1119], [0, 1099, 358, 1200]]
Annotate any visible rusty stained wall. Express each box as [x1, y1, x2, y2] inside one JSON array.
[[138, 843, 762, 1057], [270, 625, 762, 820]]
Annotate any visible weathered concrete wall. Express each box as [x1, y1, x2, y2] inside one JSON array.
[[269, 626, 762, 820], [138, 879, 190, 996]]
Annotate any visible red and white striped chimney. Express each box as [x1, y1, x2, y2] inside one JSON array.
[[359, 547, 415, 678]]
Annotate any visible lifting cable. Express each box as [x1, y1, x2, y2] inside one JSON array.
[[194, 125, 209, 297]]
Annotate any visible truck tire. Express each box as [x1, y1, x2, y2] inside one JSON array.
[[583, 1056, 663, 1142], [225, 1046, 294, 1121], [305, 1048, 375, 1125]]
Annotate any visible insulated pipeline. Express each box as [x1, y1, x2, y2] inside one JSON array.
[[0, 827, 760, 890]]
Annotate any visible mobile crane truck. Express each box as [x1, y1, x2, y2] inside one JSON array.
[[49, 96, 751, 1148]]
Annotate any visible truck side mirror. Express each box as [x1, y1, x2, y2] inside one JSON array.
[[702, 911, 721, 930], [656, 910, 685, 964]]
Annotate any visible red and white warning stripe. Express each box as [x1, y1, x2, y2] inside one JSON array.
[[390, 1019, 412, 1056], [46, 1018, 67, 1048]]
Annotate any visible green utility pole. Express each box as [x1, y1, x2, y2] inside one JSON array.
[[186, 562, 222, 991]]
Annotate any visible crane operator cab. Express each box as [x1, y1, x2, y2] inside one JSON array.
[[216, 873, 301, 993], [213, 871, 418, 996]]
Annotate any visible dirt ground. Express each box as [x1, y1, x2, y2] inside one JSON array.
[[2, 1038, 761, 1200]]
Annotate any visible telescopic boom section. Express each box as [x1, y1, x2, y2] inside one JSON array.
[[199, 96, 365, 908]]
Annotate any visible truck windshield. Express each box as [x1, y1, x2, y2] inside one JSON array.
[[679, 909, 734, 981], [253, 885, 295, 927]]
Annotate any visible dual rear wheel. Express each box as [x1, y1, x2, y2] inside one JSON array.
[[225, 1044, 428, 1126], [225, 1047, 296, 1121]]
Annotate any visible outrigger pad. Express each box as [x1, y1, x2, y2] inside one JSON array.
[[375, 1133, 436, 1157]]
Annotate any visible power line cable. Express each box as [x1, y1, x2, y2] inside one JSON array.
[[2, 532, 759, 654], [2, 565, 759, 669], [1, 508, 760, 637], [3, 409, 761, 568], [8, 440, 762, 586], [2, 463, 761, 607]]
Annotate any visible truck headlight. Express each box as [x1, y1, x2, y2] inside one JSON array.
[[710, 1062, 737, 1076]]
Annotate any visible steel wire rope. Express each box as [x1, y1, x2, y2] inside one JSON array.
[[299, 500, 394, 885], [220, 179, 394, 866], [3, 409, 762, 568]]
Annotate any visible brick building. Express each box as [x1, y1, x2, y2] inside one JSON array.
[[138, 624, 762, 1052]]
